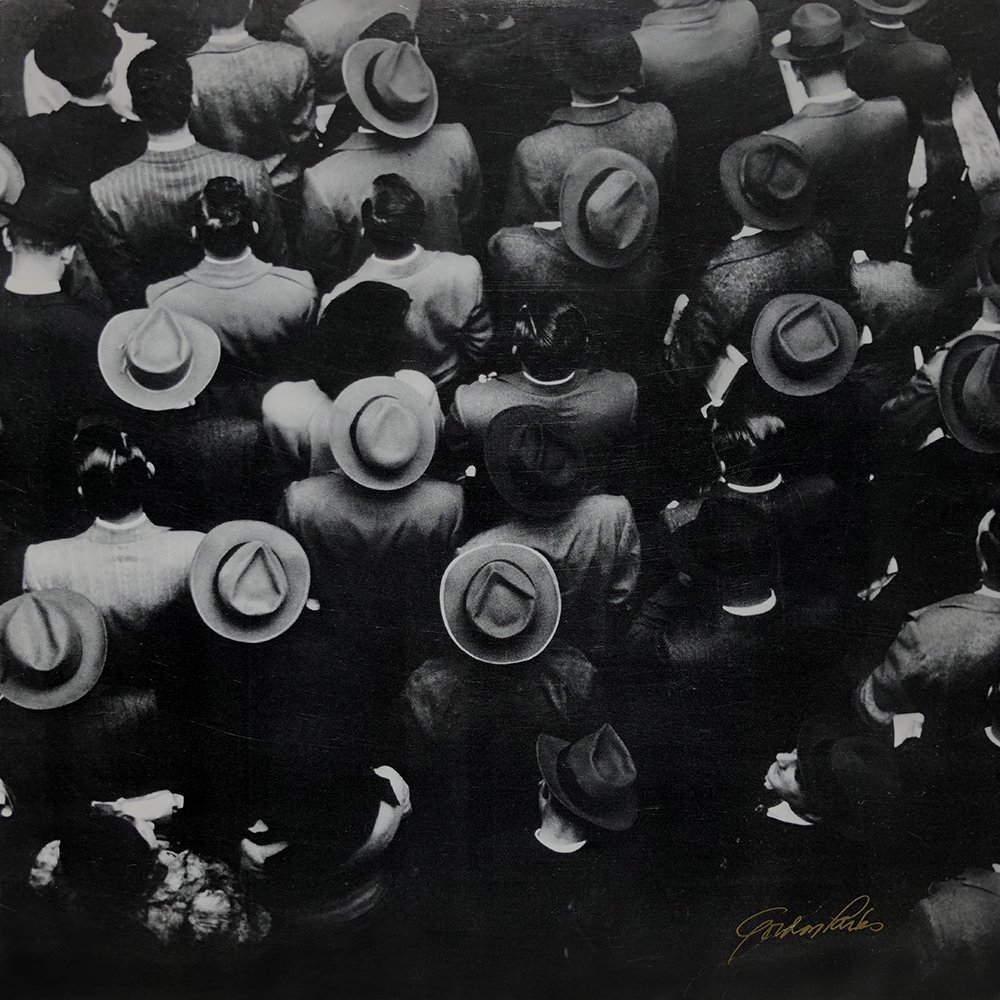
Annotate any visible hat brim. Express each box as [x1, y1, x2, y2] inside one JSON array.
[[939, 331, 1000, 454], [329, 375, 436, 490], [189, 521, 311, 644], [560, 148, 659, 269], [98, 310, 221, 412], [853, 0, 929, 15], [719, 135, 816, 232], [751, 294, 860, 397], [342, 38, 438, 139], [536, 733, 638, 831], [771, 29, 863, 61], [483, 406, 588, 518], [0, 590, 107, 710], [441, 543, 561, 665]]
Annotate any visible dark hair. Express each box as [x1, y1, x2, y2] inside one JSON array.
[[198, 0, 251, 29], [128, 46, 193, 133], [711, 411, 787, 486], [69, 0, 113, 11], [116, 0, 208, 50], [362, 174, 425, 254], [312, 281, 413, 395], [514, 297, 590, 380], [62, 69, 113, 99], [194, 176, 255, 258], [796, 54, 849, 77], [5, 221, 72, 255], [73, 426, 152, 520], [908, 177, 980, 286], [359, 12, 416, 44]]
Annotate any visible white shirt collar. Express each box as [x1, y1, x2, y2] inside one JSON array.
[[534, 828, 587, 853], [205, 248, 253, 265], [732, 225, 763, 242], [766, 801, 814, 826], [523, 371, 576, 387], [209, 29, 250, 44], [532, 221, 562, 231], [985, 726, 1000, 750], [4, 276, 61, 295], [94, 512, 150, 532], [570, 95, 620, 109], [973, 317, 1000, 333], [727, 474, 783, 494], [805, 88, 859, 106], [148, 129, 196, 152], [723, 590, 777, 617], [358, 126, 377, 135], [978, 584, 1000, 600], [869, 18, 906, 28]]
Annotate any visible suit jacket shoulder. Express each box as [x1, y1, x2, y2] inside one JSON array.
[[146, 274, 190, 304], [270, 265, 317, 295]]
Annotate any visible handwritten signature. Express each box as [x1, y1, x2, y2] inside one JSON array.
[[729, 895, 885, 965]]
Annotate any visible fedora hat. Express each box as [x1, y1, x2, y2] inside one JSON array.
[[0, 179, 89, 245], [0, 590, 106, 710], [771, 3, 863, 61], [539, 19, 642, 97], [537, 724, 638, 831], [666, 497, 779, 607], [484, 406, 589, 518], [752, 294, 859, 397], [329, 375, 436, 490], [98, 308, 221, 412], [0, 143, 24, 228], [441, 543, 561, 665], [342, 39, 438, 139], [939, 332, 1000, 454], [34, 10, 122, 85], [189, 521, 310, 644], [560, 148, 659, 268], [853, 0, 929, 17], [720, 135, 816, 232]]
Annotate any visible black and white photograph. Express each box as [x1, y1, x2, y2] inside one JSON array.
[[0, 0, 997, 997]]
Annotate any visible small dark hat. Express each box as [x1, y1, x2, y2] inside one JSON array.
[[771, 3, 863, 61], [537, 724, 638, 831], [540, 18, 643, 97], [666, 497, 779, 607], [752, 294, 859, 397], [720, 135, 816, 232], [484, 406, 589, 518], [853, 0, 929, 17], [33, 10, 122, 85], [0, 179, 89, 245], [939, 332, 1000, 454]]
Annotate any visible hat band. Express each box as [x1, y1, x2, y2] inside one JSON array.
[[554, 746, 630, 818], [1, 651, 78, 691], [214, 546, 285, 619], [123, 352, 192, 392], [364, 60, 423, 123], [349, 394, 415, 472], [788, 35, 845, 58], [740, 162, 803, 219], [577, 168, 635, 251]]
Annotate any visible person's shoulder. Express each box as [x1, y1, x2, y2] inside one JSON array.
[[580, 367, 637, 396], [146, 274, 191, 304], [267, 265, 317, 295], [410, 475, 464, 508], [91, 152, 147, 196], [573, 492, 633, 522], [860, 93, 909, 126], [488, 225, 540, 253], [538, 644, 599, 687]]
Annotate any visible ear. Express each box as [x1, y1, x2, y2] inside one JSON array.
[[145, 461, 156, 478], [77, 486, 84, 497], [252, 220, 259, 235], [191, 225, 197, 240], [59, 245, 76, 265], [1, 228, 12, 253]]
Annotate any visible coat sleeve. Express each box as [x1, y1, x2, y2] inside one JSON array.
[[879, 341, 951, 451], [85, 188, 147, 311], [502, 140, 547, 227], [248, 163, 288, 265], [455, 125, 483, 254], [285, 51, 317, 165], [297, 167, 353, 291], [457, 262, 493, 373], [855, 617, 924, 726], [609, 503, 641, 608]]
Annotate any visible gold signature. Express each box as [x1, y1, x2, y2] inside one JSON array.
[[728, 895, 885, 965]]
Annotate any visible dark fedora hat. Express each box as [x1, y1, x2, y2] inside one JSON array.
[[752, 294, 859, 397], [34, 10, 122, 85], [853, 0, 929, 17], [539, 18, 642, 97], [720, 135, 816, 232], [666, 497, 779, 607], [98, 308, 221, 412], [189, 521, 311, 644], [441, 543, 561, 665], [0, 590, 106, 710], [329, 375, 436, 490], [560, 148, 659, 268], [484, 406, 589, 518], [0, 179, 89, 245], [537, 724, 638, 831], [771, 3, 863, 61], [342, 39, 438, 139], [939, 332, 1000, 454]]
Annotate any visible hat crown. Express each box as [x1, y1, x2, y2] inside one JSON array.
[[789, 3, 845, 52], [956, 342, 1000, 439], [215, 542, 289, 619], [370, 42, 433, 115], [583, 169, 648, 251], [773, 298, 842, 376], [351, 395, 421, 473], [123, 308, 194, 391], [560, 724, 637, 801], [1, 596, 81, 689], [464, 560, 538, 641], [741, 143, 810, 213], [509, 422, 582, 490]]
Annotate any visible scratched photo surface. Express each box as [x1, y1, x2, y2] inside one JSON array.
[[0, 0, 997, 998]]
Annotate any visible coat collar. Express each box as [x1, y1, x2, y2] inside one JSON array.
[[706, 229, 800, 267], [185, 253, 273, 288], [860, 20, 916, 45], [196, 35, 263, 55], [792, 94, 866, 118], [547, 98, 637, 128], [85, 515, 167, 545], [932, 592, 1000, 614]]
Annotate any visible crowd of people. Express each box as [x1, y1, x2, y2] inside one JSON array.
[[0, 0, 999, 997]]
